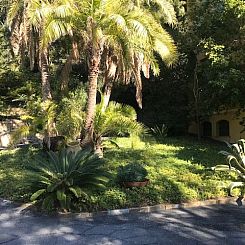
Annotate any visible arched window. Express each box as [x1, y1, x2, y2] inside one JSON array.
[[217, 120, 229, 136], [202, 121, 212, 137]]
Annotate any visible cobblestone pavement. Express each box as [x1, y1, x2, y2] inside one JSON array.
[[1, 199, 245, 244]]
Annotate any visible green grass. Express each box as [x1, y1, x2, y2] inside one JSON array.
[[0, 136, 235, 211]]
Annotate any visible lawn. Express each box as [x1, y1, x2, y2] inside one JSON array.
[[0, 136, 234, 211]]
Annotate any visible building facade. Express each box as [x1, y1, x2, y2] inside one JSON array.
[[188, 110, 245, 143]]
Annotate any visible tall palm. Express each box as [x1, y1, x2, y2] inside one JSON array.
[[27, 0, 178, 148], [7, 0, 53, 101], [101, 0, 178, 111], [78, 0, 177, 147]]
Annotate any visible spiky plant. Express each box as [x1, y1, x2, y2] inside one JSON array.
[[27, 148, 109, 211], [212, 139, 245, 204], [93, 99, 145, 157], [150, 123, 168, 139]]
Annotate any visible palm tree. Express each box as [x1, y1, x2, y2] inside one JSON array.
[[76, 0, 177, 147], [60, 37, 80, 94], [6, 0, 30, 69], [12, 0, 178, 148], [7, 0, 54, 101], [101, 0, 178, 111]]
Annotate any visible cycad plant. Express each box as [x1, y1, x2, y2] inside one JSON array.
[[212, 139, 245, 204], [93, 99, 145, 157], [150, 123, 168, 140], [27, 148, 109, 211]]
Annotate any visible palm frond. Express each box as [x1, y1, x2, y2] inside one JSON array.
[[26, 148, 109, 210]]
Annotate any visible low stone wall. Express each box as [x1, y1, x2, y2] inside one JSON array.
[[0, 119, 23, 147]]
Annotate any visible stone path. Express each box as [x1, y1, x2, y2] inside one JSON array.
[[1, 199, 245, 244]]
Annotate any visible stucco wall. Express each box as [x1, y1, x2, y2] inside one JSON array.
[[188, 110, 245, 143]]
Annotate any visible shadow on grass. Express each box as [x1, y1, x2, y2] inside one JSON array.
[[104, 148, 168, 169], [160, 136, 226, 168], [0, 147, 44, 201]]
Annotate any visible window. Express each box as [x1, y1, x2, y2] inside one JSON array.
[[217, 120, 229, 136]]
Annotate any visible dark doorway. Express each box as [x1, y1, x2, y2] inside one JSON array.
[[202, 121, 212, 137]]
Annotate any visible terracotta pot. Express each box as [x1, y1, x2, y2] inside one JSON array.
[[122, 179, 149, 188]]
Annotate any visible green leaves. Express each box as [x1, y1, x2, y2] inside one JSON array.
[[94, 101, 145, 139], [117, 163, 148, 182], [213, 139, 245, 199], [26, 148, 109, 211], [30, 189, 46, 201]]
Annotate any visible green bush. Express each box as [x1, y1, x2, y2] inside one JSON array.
[[150, 123, 168, 140], [56, 87, 87, 141], [98, 189, 127, 210], [27, 148, 109, 211], [117, 163, 148, 182]]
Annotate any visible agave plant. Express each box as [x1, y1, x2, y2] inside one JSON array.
[[150, 123, 168, 139], [27, 148, 109, 211], [212, 139, 245, 204]]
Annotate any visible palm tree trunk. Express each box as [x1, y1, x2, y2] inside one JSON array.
[[101, 54, 117, 112], [81, 41, 103, 148], [40, 47, 52, 101], [39, 47, 53, 149], [29, 28, 35, 71], [60, 41, 79, 94], [102, 81, 113, 112], [133, 54, 143, 109]]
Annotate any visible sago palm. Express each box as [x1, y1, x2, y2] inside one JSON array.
[[27, 148, 109, 211]]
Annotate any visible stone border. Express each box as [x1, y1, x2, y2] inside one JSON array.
[[55, 196, 237, 219]]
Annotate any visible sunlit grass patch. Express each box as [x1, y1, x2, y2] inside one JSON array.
[[0, 137, 233, 210]]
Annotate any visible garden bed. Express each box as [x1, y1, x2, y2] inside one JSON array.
[[0, 136, 234, 212]]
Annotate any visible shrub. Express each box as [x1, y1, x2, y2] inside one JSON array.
[[27, 148, 109, 211], [117, 163, 148, 182], [56, 87, 87, 141], [98, 189, 127, 210], [11, 99, 57, 146], [150, 123, 168, 139], [93, 101, 145, 156]]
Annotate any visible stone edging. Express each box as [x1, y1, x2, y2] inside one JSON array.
[[55, 197, 237, 219]]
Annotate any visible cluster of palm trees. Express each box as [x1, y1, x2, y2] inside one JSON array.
[[6, 0, 178, 149]]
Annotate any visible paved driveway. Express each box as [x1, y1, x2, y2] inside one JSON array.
[[0, 199, 245, 244]]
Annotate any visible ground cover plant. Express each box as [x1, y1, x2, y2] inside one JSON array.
[[0, 137, 234, 211]]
